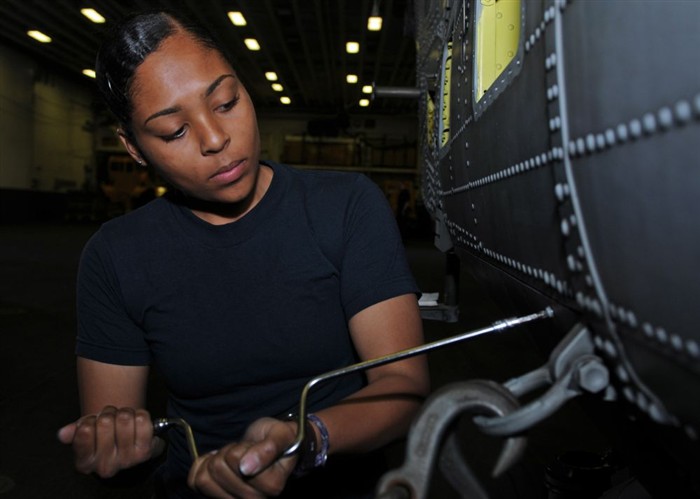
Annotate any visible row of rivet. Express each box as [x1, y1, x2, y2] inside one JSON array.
[[438, 146, 564, 197], [444, 218, 574, 297], [525, 6, 555, 53], [568, 94, 700, 158]]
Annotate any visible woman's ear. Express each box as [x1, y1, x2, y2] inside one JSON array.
[[117, 129, 147, 165]]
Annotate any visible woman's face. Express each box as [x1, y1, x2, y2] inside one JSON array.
[[121, 31, 262, 210]]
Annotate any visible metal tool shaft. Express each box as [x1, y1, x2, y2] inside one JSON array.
[[283, 307, 553, 456]]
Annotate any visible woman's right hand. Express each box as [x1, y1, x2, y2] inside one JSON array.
[[57, 405, 159, 478]]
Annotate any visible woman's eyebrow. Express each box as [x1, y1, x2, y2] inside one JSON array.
[[143, 74, 236, 125], [205, 74, 236, 98]]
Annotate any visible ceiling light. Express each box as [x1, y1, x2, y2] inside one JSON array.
[[368, 17, 382, 31], [271, 83, 283, 92], [359, 99, 370, 107], [368, 1, 382, 31], [346, 74, 358, 84], [228, 11, 247, 26], [362, 85, 373, 94], [280, 96, 291, 105], [80, 8, 105, 24], [265, 72, 278, 81], [346, 41, 359, 54], [244, 38, 260, 51], [82, 69, 96, 78], [27, 30, 52, 43]]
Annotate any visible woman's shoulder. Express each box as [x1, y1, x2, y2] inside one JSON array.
[[92, 197, 173, 248]]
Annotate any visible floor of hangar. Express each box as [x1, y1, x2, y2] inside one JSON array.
[[0, 222, 614, 499]]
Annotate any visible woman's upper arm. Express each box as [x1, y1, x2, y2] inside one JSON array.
[[77, 357, 149, 415], [348, 293, 429, 392]]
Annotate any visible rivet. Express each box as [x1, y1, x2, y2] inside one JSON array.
[[629, 119, 642, 139], [576, 292, 585, 306], [594, 335, 604, 349], [530, 34, 536, 46], [616, 365, 629, 383], [569, 215, 577, 227], [670, 334, 683, 351], [576, 138, 586, 155], [648, 404, 664, 423], [674, 100, 691, 124], [535, 27, 541, 39], [591, 299, 603, 317], [525, 40, 531, 52], [604, 339, 617, 357], [657, 107, 673, 130], [471, 203, 475, 210], [577, 245, 585, 257], [636, 392, 648, 412], [642, 113, 657, 134], [609, 304, 618, 320], [605, 128, 616, 146], [596, 134, 606, 149], [561, 219, 570, 236], [685, 425, 699, 441], [627, 311, 637, 328], [642, 322, 654, 338], [616, 123, 629, 142], [586, 134, 596, 152], [585, 274, 594, 287], [655, 327, 668, 344], [567, 255, 577, 272], [687, 339, 699, 358], [623, 386, 635, 403], [555, 183, 568, 201]]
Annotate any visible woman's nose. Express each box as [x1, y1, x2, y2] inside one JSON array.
[[199, 116, 230, 155]]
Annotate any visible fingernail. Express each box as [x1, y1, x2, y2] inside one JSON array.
[[239, 455, 260, 476]]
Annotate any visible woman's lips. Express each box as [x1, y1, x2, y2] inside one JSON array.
[[210, 160, 245, 184]]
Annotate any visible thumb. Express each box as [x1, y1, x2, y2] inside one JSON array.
[[57, 422, 77, 444]]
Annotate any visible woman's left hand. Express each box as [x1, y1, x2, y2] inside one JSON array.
[[187, 417, 298, 498]]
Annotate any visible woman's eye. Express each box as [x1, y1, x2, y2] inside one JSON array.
[[218, 96, 240, 112], [161, 127, 186, 142]]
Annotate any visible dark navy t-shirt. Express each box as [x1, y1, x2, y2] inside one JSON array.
[[75, 161, 419, 496]]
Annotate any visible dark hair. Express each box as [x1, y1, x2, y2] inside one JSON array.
[[95, 10, 233, 140]]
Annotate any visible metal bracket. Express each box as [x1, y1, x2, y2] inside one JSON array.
[[474, 323, 610, 437]]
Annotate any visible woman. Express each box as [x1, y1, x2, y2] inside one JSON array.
[[57, 10, 429, 499]]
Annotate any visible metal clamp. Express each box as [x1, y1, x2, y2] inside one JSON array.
[[474, 323, 610, 437], [375, 380, 527, 499]]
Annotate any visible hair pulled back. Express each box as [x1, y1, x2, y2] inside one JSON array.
[[95, 10, 232, 139]]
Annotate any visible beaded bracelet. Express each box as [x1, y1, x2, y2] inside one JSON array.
[[306, 413, 329, 468], [283, 412, 330, 475]]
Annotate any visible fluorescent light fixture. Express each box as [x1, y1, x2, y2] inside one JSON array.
[[280, 96, 291, 105], [244, 38, 260, 51], [362, 85, 373, 94], [346, 41, 359, 54], [265, 71, 278, 81], [81, 8, 105, 24], [368, 16, 382, 31], [27, 30, 52, 43], [228, 11, 247, 26], [368, 1, 382, 31], [346, 74, 358, 84], [359, 99, 370, 107], [82, 69, 96, 78], [271, 83, 283, 92]]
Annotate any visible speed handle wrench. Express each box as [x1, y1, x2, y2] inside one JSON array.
[[282, 307, 553, 457]]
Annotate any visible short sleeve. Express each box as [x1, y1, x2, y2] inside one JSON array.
[[75, 231, 151, 365], [340, 175, 420, 319]]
